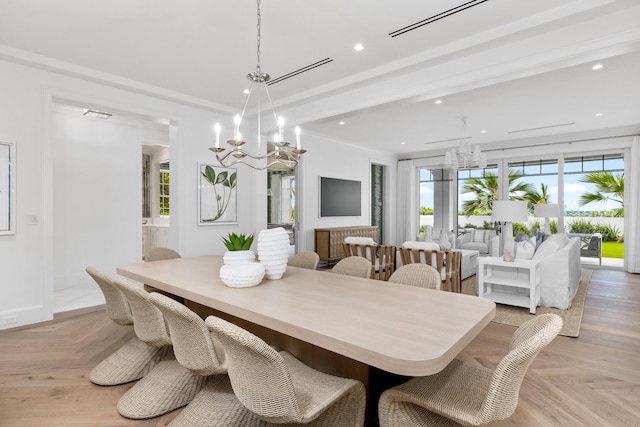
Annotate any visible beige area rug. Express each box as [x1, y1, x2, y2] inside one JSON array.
[[462, 269, 592, 337]]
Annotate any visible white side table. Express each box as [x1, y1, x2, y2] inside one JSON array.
[[478, 257, 541, 314], [459, 249, 479, 279]]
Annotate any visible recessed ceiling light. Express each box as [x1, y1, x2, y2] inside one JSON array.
[[339, 121, 345, 125], [595, 113, 604, 117], [401, 141, 406, 145], [243, 89, 250, 94], [434, 99, 442, 104], [592, 63, 603, 70], [480, 130, 487, 134], [353, 43, 364, 51]]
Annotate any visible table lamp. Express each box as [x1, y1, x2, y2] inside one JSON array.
[[491, 200, 529, 262], [534, 203, 560, 235]]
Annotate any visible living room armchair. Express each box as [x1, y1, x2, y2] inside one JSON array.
[[457, 229, 499, 256]]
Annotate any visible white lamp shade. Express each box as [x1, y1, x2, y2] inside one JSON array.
[[491, 200, 528, 223], [534, 203, 560, 218]]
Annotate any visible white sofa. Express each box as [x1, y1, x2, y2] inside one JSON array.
[[457, 229, 499, 256], [527, 233, 581, 309]]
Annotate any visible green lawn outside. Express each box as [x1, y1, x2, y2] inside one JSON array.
[[602, 242, 624, 259]]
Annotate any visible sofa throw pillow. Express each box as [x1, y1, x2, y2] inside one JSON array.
[[344, 236, 377, 245], [515, 232, 529, 242], [472, 229, 486, 243], [532, 233, 569, 260], [515, 236, 536, 260], [439, 232, 452, 251], [544, 233, 570, 247]]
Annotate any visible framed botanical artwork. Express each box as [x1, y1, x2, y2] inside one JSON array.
[[198, 163, 238, 225], [0, 141, 15, 235]]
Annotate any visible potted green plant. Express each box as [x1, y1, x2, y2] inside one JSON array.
[[222, 232, 256, 265]]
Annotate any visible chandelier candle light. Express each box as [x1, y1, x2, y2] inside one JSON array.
[[210, 0, 306, 171], [444, 119, 487, 170]]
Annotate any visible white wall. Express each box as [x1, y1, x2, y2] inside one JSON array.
[[51, 107, 169, 293], [0, 58, 262, 329], [296, 133, 398, 251]]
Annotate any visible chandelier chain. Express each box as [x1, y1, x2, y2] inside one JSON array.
[[256, 0, 261, 73], [210, 0, 306, 170]]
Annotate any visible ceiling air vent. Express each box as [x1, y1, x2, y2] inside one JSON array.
[[507, 123, 575, 134], [389, 0, 489, 38], [267, 58, 334, 86]]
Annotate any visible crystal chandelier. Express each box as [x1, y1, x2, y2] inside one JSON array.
[[210, 0, 306, 171], [444, 119, 486, 170]]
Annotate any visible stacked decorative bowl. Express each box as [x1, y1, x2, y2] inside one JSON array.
[[257, 227, 290, 280], [219, 262, 265, 288]]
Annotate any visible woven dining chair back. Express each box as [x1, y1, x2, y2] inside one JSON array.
[[288, 251, 320, 270], [85, 267, 165, 386], [86, 267, 132, 326], [148, 292, 226, 376], [331, 256, 372, 279], [110, 277, 172, 348], [110, 277, 209, 420], [378, 313, 563, 427], [143, 248, 184, 303], [387, 264, 441, 289], [206, 316, 366, 426], [207, 316, 301, 423], [148, 293, 267, 426], [146, 247, 182, 261]]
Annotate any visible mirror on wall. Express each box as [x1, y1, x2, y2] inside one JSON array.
[[267, 157, 296, 252], [0, 141, 15, 235]]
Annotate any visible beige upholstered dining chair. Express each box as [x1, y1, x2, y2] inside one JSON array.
[[331, 256, 372, 279], [343, 243, 396, 281], [378, 313, 563, 427], [206, 315, 366, 426], [387, 264, 441, 289], [109, 277, 208, 419], [148, 293, 266, 427], [85, 267, 167, 386], [288, 251, 320, 270]]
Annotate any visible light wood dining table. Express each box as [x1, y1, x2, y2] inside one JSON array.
[[117, 255, 495, 424]]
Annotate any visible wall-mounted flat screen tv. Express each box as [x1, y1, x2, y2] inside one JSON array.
[[319, 176, 362, 217]]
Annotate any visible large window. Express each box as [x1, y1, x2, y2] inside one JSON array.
[[418, 168, 455, 235], [456, 165, 499, 233], [564, 154, 624, 215]]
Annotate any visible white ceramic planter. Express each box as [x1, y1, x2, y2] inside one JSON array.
[[223, 250, 256, 265]]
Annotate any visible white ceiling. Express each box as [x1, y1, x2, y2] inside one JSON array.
[[1, 0, 639, 157]]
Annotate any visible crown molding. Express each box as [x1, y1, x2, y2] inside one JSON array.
[[0, 44, 236, 115]]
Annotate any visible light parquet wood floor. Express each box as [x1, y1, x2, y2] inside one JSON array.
[[1, 268, 639, 426]]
